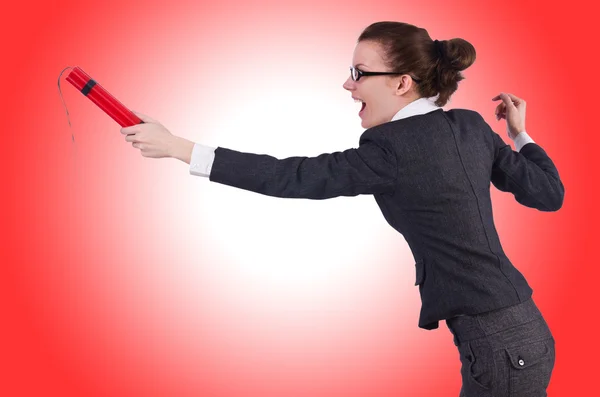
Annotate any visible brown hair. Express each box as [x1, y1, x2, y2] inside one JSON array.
[[357, 21, 476, 107]]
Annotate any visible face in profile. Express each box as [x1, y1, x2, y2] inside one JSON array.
[[343, 40, 410, 129]]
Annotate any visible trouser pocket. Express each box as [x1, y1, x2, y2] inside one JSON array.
[[458, 341, 496, 395], [505, 338, 555, 396]]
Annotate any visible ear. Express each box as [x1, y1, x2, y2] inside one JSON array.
[[395, 75, 414, 96]]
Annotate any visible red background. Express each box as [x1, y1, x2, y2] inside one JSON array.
[[2, 0, 598, 395]]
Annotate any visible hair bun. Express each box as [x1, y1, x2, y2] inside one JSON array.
[[444, 38, 476, 71]]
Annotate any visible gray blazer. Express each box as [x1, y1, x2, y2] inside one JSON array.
[[208, 108, 565, 330]]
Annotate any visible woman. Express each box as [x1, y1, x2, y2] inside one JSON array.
[[121, 21, 564, 396]]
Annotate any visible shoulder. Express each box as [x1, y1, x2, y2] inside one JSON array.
[[358, 125, 392, 147], [444, 108, 486, 122]]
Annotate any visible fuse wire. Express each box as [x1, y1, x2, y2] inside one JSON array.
[[58, 66, 75, 143]]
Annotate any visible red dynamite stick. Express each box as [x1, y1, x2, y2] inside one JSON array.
[[66, 66, 143, 127]]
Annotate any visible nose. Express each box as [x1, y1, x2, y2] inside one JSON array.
[[343, 75, 355, 91]]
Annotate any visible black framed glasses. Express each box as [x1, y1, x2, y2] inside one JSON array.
[[349, 66, 422, 83]]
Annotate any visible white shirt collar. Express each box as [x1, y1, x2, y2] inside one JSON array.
[[390, 96, 441, 122]]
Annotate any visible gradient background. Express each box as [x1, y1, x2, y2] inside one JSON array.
[[2, 0, 597, 395]]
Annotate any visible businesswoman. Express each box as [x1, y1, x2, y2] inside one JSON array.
[[121, 21, 564, 396]]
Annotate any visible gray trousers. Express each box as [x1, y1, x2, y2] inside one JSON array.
[[446, 298, 555, 397]]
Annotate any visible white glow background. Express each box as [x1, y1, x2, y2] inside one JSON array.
[[7, 0, 577, 395]]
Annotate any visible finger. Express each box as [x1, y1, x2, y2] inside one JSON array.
[[492, 93, 517, 106], [497, 93, 517, 109], [502, 93, 522, 103], [494, 102, 505, 119], [125, 134, 139, 143], [121, 125, 142, 134], [502, 93, 526, 109], [132, 111, 158, 124]]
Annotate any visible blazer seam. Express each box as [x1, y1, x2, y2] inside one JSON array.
[[442, 112, 521, 300], [382, 131, 399, 196]]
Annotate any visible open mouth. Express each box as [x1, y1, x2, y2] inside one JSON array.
[[354, 98, 366, 115]]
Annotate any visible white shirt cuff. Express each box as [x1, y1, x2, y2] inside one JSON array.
[[513, 131, 535, 152], [189, 143, 216, 178]]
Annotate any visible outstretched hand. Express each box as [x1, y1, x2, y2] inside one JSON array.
[[492, 92, 526, 140], [120, 111, 175, 158]]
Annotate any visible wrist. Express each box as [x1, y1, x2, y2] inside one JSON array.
[[170, 136, 195, 164], [508, 127, 525, 140], [513, 124, 526, 135], [512, 131, 534, 152]]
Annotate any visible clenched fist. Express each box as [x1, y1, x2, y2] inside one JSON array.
[[120, 111, 176, 158]]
